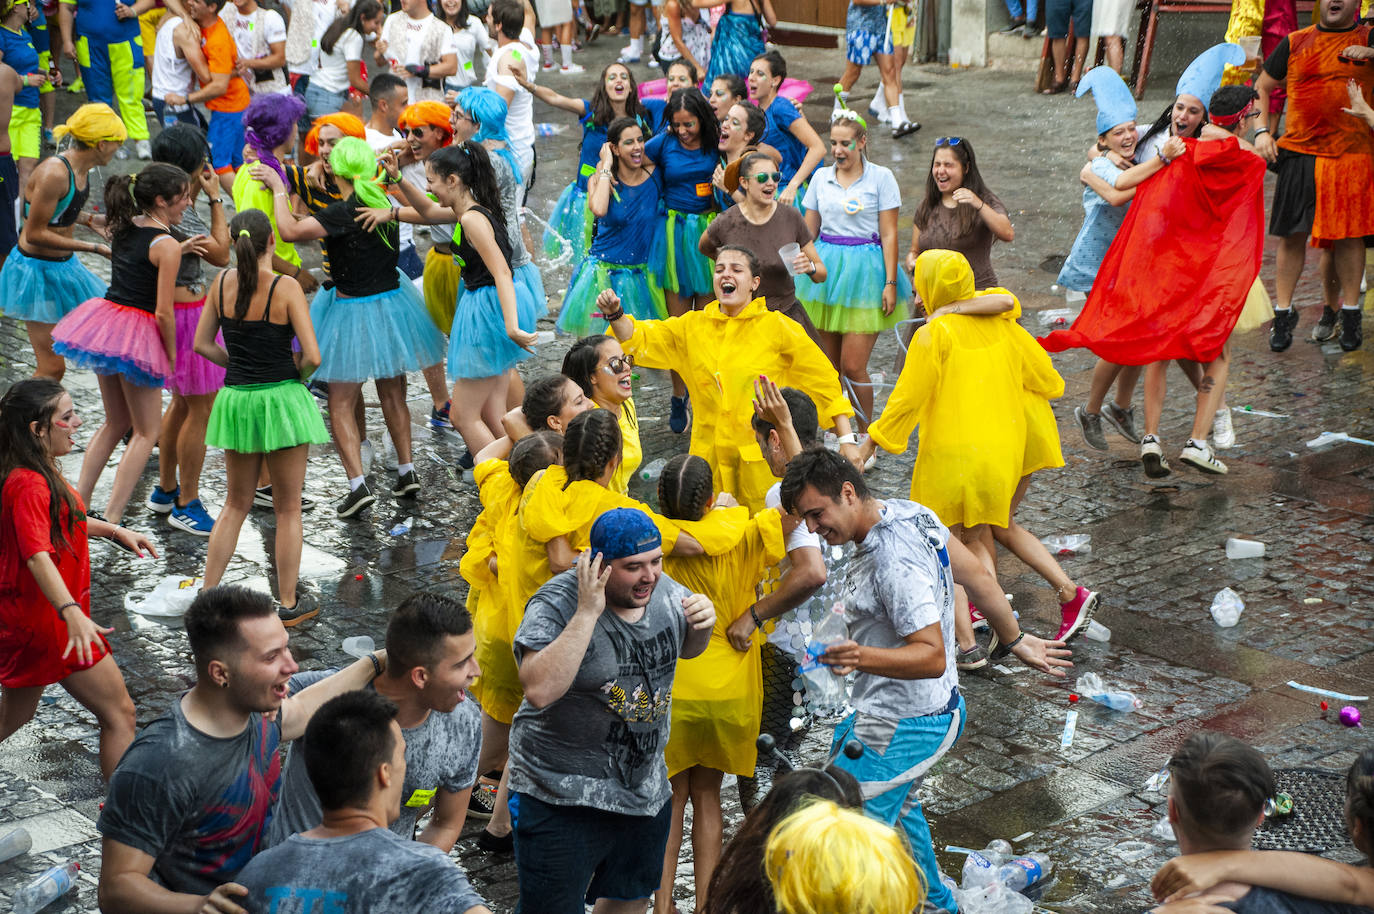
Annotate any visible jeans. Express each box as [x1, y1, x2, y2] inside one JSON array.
[[1004, 0, 1040, 20]]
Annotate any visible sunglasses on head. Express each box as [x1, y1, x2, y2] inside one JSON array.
[[935, 136, 964, 147], [753, 172, 782, 184], [601, 354, 634, 374]]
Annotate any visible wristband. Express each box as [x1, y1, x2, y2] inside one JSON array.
[[55, 600, 81, 616], [837, 433, 858, 445], [1253, 127, 1269, 136], [1003, 632, 1025, 651], [750, 606, 763, 630], [210, 197, 224, 206], [368, 653, 383, 677], [602, 308, 625, 323], [884, 279, 897, 286]]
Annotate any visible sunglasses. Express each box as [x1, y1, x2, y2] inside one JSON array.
[[406, 126, 429, 137], [601, 355, 634, 374], [753, 172, 782, 184], [935, 136, 964, 146]]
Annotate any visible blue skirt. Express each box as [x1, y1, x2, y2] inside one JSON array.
[[448, 281, 539, 380], [514, 260, 548, 313], [544, 182, 592, 263], [704, 12, 765, 87], [0, 247, 107, 323], [796, 239, 911, 334], [653, 209, 716, 298], [310, 273, 447, 382], [557, 256, 665, 337]]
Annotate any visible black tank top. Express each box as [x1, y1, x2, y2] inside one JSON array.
[[452, 205, 512, 291], [218, 274, 301, 387], [105, 225, 171, 313], [22, 156, 90, 228]]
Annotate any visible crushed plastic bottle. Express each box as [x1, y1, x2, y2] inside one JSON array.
[[0, 826, 32, 864], [534, 122, 567, 136], [955, 882, 1035, 914], [1142, 766, 1171, 793], [638, 457, 667, 482], [341, 636, 375, 658], [1041, 534, 1091, 556], [1076, 672, 1142, 712], [389, 517, 413, 537], [1084, 620, 1112, 642], [12, 861, 79, 914], [1037, 308, 1076, 327], [1210, 587, 1244, 627], [1152, 815, 1176, 842], [799, 602, 849, 711], [997, 853, 1053, 891]]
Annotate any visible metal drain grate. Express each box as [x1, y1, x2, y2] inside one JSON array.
[[1254, 768, 1352, 853]]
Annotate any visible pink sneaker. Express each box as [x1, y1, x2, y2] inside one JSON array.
[[969, 604, 987, 630], [1056, 587, 1099, 642]]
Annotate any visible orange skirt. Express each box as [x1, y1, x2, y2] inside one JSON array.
[[1313, 151, 1374, 242]]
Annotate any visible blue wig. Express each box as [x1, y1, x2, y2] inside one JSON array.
[[457, 86, 521, 182]]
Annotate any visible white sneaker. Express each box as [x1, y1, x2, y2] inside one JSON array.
[[1212, 407, 1236, 449], [1180, 439, 1228, 474], [1140, 434, 1171, 478], [136, 139, 152, 160], [560, 63, 586, 74], [868, 98, 890, 124]]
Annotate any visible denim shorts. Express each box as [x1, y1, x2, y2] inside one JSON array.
[[1047, 0, 1091, 39], [511, 792, 672, 913], [304, 81, 348, 121]]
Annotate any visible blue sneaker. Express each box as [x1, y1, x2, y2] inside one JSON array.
[[429, 401, 454, 431], [146, 485, 179, 514], [168, 499, 215, 536], [669, 395, 690, 434]]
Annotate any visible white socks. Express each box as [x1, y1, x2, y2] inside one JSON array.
[[561, 43, 573, 68], [348, 475, 365, 491], [397, 462, 414, 476]]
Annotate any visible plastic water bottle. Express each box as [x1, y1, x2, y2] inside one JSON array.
[[1210, 587, 1244, 627], [341, 636, 375, 658], [638, 457, 667, 482], [799, 602, 848, 708], [1041, 534, 1091, 555], [12, 861, 79, 914], [960, 840, 1012, 888], [0, 826, 32, 863], [1077, 672, 1141, 711], [1084, 620, 1112, 642], [534, 122, 567, 137], [997, 853, 1053, 891]]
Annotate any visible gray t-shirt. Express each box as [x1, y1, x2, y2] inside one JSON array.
[[1222, 886, 1374, 914], [843, 499, 958, 719], [267, 670, 482, 846], [171, 205, 212, 291], [98, 696, 284, 894], [508, 569, 690, 815], [236, 827, 486, 914]]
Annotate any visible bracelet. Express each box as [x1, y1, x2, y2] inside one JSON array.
[[368, 653, 383, 677], [977, 201, 985, 211], [1003, 632, 1025, 651], [209, 197, 224, 206], [602, 308, 625, 322], [750, 606, 763, 630], [806, 259, 816, 275], [1253, 126, 1269, 136], [55, 600, 81, 616], [884, 279, 897, 286], [391, 206, 399, 222], [837, 433, 858, 445]]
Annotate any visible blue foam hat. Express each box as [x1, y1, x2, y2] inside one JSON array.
[[1077, 66, 1138, 135], [1176, 43, 1246, 109]]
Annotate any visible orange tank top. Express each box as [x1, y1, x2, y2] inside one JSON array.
[[1278, 24, 1374, 157]]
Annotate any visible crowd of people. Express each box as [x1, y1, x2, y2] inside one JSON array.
[[0, 0, 1371, 908]]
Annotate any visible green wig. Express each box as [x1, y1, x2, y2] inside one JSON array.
[[329, 136, 394, 247]]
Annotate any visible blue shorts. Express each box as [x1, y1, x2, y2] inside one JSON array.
[[397, 244, 424, 280], [207, 108, 245, 173], [511, 792, 671, 913], [1047, 0, 1091, 39], [846, 2, 894, 65]]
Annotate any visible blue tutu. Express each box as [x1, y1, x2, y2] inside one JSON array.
[[514, 261, 548, 315], [654, 209, 716, 298], [704, 11, 765, 87], [796, 238, 911, 334], [557, 257, 666, 337], [0, 248, 107, 323], [544, 182, 592, 263], [449, 282, 539, 380], [310, 272, 447, 382]]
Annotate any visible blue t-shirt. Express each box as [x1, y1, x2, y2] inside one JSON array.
[[645, 132, 718, 214], [27, 7, 49, 55], [589, 170, 664, 264], [762, 96, 807, 186], [60, 0, 140, 45], [0, 25, 40, 107], [575, 99, 668, 192], [1056, 156, 1129, 293]]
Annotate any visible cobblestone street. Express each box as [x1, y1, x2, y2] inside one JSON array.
[[1, 32, 1371, 913]]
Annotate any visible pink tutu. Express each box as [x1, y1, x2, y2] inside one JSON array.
[[52, 298, 172, 388], [638, 77, 814, 104], [166, 298, 226, 396]]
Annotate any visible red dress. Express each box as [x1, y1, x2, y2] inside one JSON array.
[[0, 468, 108, 688]]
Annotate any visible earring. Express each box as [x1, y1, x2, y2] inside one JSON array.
[[220, 678, 229, 689]]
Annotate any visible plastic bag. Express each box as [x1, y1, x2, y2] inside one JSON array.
[[124, 575, 202, 617]]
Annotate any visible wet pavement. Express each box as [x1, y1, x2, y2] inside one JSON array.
[[2, 29, 1373, 914]]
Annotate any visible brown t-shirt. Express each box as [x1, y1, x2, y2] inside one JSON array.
[[914, 192, 1007, 290], [704, 204, 813, 314]]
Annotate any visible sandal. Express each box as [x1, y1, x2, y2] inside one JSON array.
[[1041, 79, 1069, 95]]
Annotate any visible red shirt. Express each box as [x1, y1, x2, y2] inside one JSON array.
[[201, 17, 250, 113], [0, 468, 107, 688], [1276, 24, 1374, 158]]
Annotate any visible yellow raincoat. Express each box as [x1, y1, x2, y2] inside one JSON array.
[[606, 398, 642, 496], [620, 297, 853, 513], [462, 459, 525, 723], [868, 251, 1065, 528], [663, 507, 786, 778]]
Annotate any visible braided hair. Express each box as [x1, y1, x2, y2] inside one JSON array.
[[509, 431, 563, 489], [658, 454, 713, 522], [561, 409, 621, 487]]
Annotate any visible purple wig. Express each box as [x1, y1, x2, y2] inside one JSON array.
[[242, 93, 307, 184]]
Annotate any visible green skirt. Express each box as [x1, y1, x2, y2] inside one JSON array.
[[205, 380, 330, 453]]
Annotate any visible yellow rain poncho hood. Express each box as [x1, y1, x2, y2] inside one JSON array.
[[913, 249, 977, 316], [54, 103, 128, 146]]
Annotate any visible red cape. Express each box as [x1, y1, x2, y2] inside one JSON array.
[[1040, 136, 1266, 365]]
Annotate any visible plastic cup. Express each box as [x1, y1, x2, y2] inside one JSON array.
[[778, 242, 802, 275], [1238, 35, 1261, 68], [342, 635, 375, 658], [1225, 537, 1266, 559], [534, 330, 555, 345]]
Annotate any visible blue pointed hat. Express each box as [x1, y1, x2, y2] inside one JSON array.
[[1176, 43, 1246, 108], [1077, 66, 1138, 134]]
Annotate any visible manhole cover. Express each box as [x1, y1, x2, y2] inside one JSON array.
[[1254, 768, 1352, 853]]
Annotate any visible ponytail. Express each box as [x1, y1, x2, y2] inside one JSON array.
[[104, 163, 190, 239], [228, 209, 272, 320]]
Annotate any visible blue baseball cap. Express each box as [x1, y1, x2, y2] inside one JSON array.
[[589, 508, 662, 561]]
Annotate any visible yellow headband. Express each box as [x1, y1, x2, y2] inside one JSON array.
[[53, 103, 128, 146]]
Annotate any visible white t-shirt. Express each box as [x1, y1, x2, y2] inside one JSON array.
[[151, 15, 196, 108], [311, 27, 363, 94], [220, 4, 289, 93], [287, 0, 339, 74], [365, 127, 415, 249], [486, 34, 536, 182], [383, 12, 458, 103], [447, 17, 491, 89]]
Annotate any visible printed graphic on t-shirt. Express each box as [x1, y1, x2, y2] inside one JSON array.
[[190, 715, 282, 879]]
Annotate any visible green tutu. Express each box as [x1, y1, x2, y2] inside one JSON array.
[[206, 380, 329, 453]]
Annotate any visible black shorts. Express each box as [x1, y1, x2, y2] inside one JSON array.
[[511, 791, 671, 913], [0, 154, 17, 262], [1269, 148, 1317, 238]]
